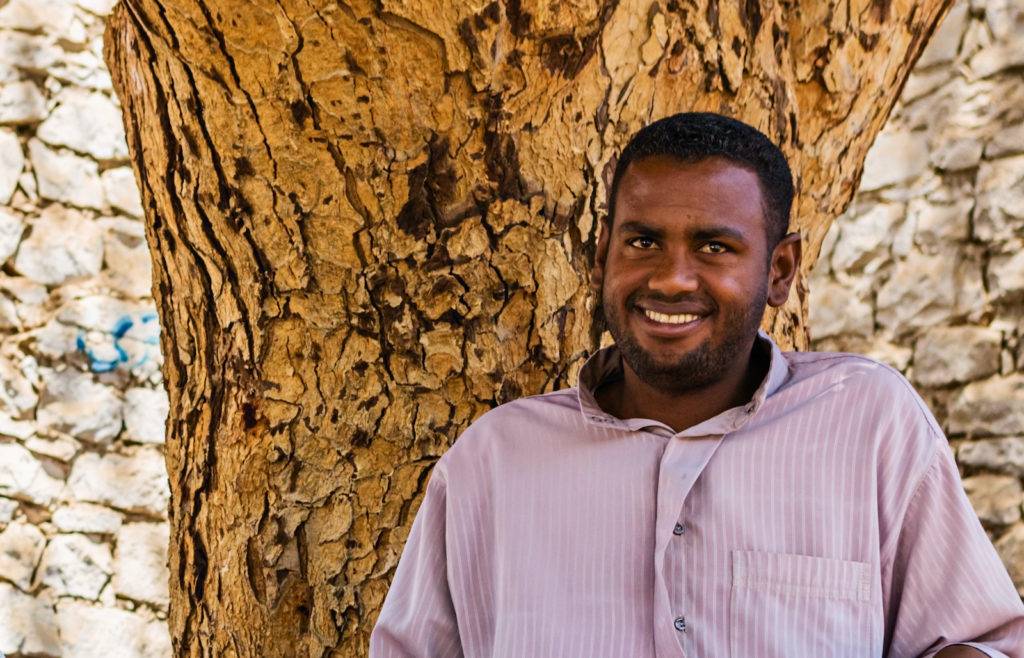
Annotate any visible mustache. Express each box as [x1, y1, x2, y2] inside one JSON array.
[[624, 290, 717, 310]]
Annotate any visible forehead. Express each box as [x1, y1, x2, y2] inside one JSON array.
[[614, 155, 766, 232]]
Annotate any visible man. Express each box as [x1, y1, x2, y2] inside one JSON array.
[[370, 113, 1024, 657]]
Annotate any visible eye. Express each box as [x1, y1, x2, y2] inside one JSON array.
[[626, 236, 658, 250], [699, 241, 728, 254]]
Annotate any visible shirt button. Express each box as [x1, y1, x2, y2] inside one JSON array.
[[673, 523, 685, 536], [673, 616, 687, 632]]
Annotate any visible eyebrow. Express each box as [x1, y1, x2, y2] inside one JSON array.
[[616, 220, 664, 237], [616, 221, 749, 244], [690, 226, 749, 243]]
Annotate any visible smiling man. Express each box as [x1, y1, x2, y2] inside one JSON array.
[[370, 114, 1024, 657]]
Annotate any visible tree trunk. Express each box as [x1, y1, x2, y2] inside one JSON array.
[[104, 0, 951, 654]]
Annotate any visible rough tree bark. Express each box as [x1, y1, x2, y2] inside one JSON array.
[[104, 0, 951, 654]]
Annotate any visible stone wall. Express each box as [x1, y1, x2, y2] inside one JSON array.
[[0, 0, 1021, 655], [0, 0, 171, 656], [809, 0, 1024, 591]]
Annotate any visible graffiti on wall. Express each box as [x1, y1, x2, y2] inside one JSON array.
[[76, 311, 160, 373]]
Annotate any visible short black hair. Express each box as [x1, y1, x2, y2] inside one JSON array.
[[608, 113, 794, 246]]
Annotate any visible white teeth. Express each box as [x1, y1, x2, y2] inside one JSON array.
[[644, 310, 699, 325]]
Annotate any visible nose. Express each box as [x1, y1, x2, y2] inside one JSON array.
[[647, 250, 699, 296]]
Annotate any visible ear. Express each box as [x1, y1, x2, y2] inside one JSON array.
[[591, 218, 611, 293], [766, 232, 802, 307]]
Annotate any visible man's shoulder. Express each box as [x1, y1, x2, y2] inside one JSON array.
[[778, 348, 942, 434], [445, 387, 585, 454], [782, 349, 911, 390], [479, 386, 585, 421]]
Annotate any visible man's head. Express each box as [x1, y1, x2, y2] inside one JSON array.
[[592, 113, 801, 399], [608, 112, 794, 248]]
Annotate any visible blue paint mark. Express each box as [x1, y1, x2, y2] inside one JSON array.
[[77, 311, 162, 373], [112, 317, 133, 339], [86, 352, 119, 372]]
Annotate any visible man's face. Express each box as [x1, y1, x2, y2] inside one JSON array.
[[593, 155, 795, 395]]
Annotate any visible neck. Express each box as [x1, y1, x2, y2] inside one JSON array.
[[596, 339, 769, 433]]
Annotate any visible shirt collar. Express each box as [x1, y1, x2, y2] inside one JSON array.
[[576, 330, 790, 437]]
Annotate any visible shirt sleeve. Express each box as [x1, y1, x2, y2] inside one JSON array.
[[886, 441, 1024, 658], [369, 464, 464, 658]]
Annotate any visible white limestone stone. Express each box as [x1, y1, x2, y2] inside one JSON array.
[[114, 522, 169, 607], [0, 295, 18, 330], [808, 278, 874, 340], [53, 502, 122, 534], [985, 122, 1024, 159], [101, 166, 143, 217], [2, 276, 48, 328], [0, 413, 34, 440], [983, 0, 1024, 42], [0, 497, 18, 523], [0, 520, 46, 590], [24, 434, 80, 462], [0, 442, 65, 505], [49, 49, 113, 91], [996, 524, 1024, 597], [1, 275, 48, 306], [27, 138, 105, 209], [37, 88, 128, 161], [0, 129, 24, 205], [144, 620, 173, 658], [13, 204, 104, 285], [0, 353, 37, 418], [916, 1, 968, 67], [37, 367, 123, 443], [0, 32, 62, 71], [36, 533, 112, 599], [0, 0, 76, 35], [929, 137, 983, 171], [77, 0, 119, 16], [964, 473, 1023, 527], [0, 80, 46, 124], [859, 131, 930, 191], [829, 202, 904, 273], [911, 326, 1002, 387], [910, 197, 972, 250], [987, 248, 1024, 296], [123, 387, 168, 444], [56, 600, 169, 658], [900, 68, 953, 104], [890, 207, 917, 257], [959, 437, 1024, 477], [948, 374, 1024, 437], [0, 207, 25, 265], [29, 318, 80, 360], [969, 38, 1024, 79], [101, 217, 153, 297], [14, 170, 37, 208], [875, 251, 955, 333], [975, 154, 1024, 242], [57, 294, 151, 333], [0, 584, 61, 656], [67, 448, 169, 515]]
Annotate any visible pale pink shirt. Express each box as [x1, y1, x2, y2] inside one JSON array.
[[371, 334, 1024, 657]]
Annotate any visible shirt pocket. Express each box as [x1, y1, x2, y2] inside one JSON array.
[[729, 550, 876, 658]]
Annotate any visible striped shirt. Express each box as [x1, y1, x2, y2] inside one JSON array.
[[370, 334, 1024, 657]]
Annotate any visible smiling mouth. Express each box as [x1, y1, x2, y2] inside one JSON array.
[[643, 309, 701, 325]]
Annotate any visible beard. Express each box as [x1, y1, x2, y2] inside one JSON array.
[[601, 285, 768, 395]]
